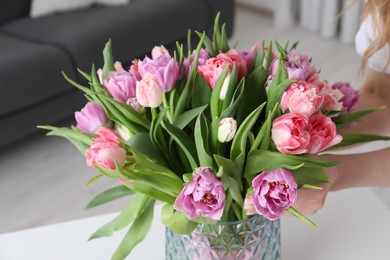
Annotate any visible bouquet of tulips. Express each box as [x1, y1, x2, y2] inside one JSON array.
[[39, 14, 389, 259]]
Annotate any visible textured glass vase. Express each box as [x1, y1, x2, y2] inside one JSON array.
[[165, 215, 281, 260]]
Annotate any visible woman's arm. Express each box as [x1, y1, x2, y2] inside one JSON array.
[[291, 68, 390, 215], [345, 68, 390, 135]]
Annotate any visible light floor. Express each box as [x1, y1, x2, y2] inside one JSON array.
[[1, 6, 389, 234]]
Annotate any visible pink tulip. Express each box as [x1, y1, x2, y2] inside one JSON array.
[[251, 168, 297, 220], [271, 113, 310, 154], [308, 78, 344, 112], [151, 45, 170, 59], [75, 102, 111, 135], [136, 73, 163, 108], [198, 48, 248, 89], [281, 81, 324, 117], [306, 113, 342, 153], [174, 167, 225, 220], [86, 128, 126, 169]]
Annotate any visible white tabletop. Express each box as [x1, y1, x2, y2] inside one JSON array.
[[1, 188, 389, 260]]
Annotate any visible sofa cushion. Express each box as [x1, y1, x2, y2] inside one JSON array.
[[30, 0, 129, 18], [0, 1, 31, 24], [2, 0, 211, 72], [0, 34, 76, 117]]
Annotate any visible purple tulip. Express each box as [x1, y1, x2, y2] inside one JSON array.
[[268, 51, 316, 85], [103, 71, 140, 110], [138, 48, 179, 93], [182, 48, 210, 77], [239, 44, 258, 72], [332, 81, 360, 113], [251, 168, 297, 220], [75, 102, 111, 134], [174, 167, 225, 220]]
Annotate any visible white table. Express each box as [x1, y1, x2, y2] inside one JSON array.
[[1, 188, 390, 260]]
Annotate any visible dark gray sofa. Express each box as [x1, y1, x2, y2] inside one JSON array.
[[0, 0, 235, 148]]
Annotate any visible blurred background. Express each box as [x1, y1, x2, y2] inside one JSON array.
[[1, 0, 388, 237]]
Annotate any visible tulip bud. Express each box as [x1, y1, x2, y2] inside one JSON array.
[[218, 117, 237, 143], [219, 73, 231, 100], [115, 124, 133, 142]]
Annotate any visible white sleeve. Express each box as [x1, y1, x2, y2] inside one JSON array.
[[355, 15, 390, 74]]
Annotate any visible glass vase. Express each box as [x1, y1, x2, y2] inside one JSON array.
[[165, 215, 281, 260]]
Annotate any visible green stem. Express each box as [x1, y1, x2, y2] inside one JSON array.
[[163, 93, 173, 124]]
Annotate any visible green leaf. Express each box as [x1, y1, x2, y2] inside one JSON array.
[[333, 107, 385, 130], [112, 199, 155, 260], [102, 39, 116, 81], [77, 68, 92, 82], [84, 186, 135, 210], [174, 33, 205, 119], [227, 176, 243, 206], [210, 117, 219, 154], [95, 164, 119, 178], [220, 79, 245, 119], [61, 71, 91, 94], [37, 125, 93, 154], [150, 108, 168, 154], [290, 40, 299, 51], [195, 31, 216, 57], [98, 94, 150, 130], [267, 79, 295, 114], [194, 113, 213, 167], [118, 164, 182, 199], [244, 150, 339, 176], [161, 204, 198, 234], [292, 167, 330, 185], [123, 182, 175, 204], [96, 95, 140, 134], [84, 173, 103, 188], [89, 193, 150, 240], [230, 103, 266, 161], [254, 41, 265, 69], [237, 66, 267, 123], [250, 103, 279, 152], [275, 40, 287, 59], [221, 63, 238, 112], [213, 12, 222, 51], [127, 132, 167, 167], [89, 64, 105, 94], [264, 41, 273, 72], [162, 121, 198, 170], [220, 23, 230, 52], [214, 155, 242, 190], [301, 184, 323, 189], [174, 104, 208, 129], [191, 74, 212, 108], [183, 173, 193, 183], [328, 133, 390, 150], [286, 207, 318, 229]]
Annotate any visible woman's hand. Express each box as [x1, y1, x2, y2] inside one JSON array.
[[289, 166, 339, 216]]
